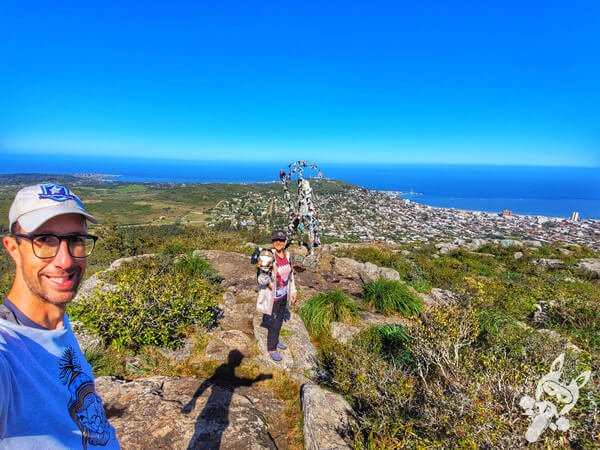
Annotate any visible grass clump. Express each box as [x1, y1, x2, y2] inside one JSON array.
[[175, 253, 223, 283], [298, 290, 360, 336], [363, 279, 424, 316], [69, 256, 220, 351], [354, 324, 415, 370]]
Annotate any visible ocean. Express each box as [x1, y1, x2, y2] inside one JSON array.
[[2, 153, 599, 219]]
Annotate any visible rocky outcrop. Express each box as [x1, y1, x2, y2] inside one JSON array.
[[463, 238, 489, 251], [436, 242, 459, 254], [302, 384, 355, 450], [193, 250, 258, 303], [577, 258, 600, 278], [329, 256, 400, 284], [533, 258, 564, 268], [204, 329, 254, 361], [252, 310, 317, 384], [419, 288, 460, 307], [96, 376, 278, 450], [499, 239, 523, 248], [330, 322, 362, 345], [437, 237, 548, 254]]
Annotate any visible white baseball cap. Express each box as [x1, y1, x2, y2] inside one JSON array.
[[9, 183, 98, 232]]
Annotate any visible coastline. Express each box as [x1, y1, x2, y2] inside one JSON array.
[[2, 168, 600, 221]]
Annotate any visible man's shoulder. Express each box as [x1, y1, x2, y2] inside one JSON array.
[[0, 304, 17, 324]]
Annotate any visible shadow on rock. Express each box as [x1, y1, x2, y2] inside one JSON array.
[[182, 349, 273, 450]]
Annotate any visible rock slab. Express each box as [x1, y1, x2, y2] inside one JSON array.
[[577, 258, 600, 278], [97, 376, 277, 450], [302, 384, 354, 450]]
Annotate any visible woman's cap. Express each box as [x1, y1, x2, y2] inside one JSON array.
[[271, 230, 287, 241]]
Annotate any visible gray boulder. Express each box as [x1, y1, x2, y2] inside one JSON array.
[[420, 288, 459, 306], [194, 250, 257, 299], [332, 257, 400, 284], [330, 322, 362, 345], [302, 384, 354, 450], [362, 262, 380, 282], [379, 266, 401, 280], [577, 258, 600, 278], [436, 243, 459, 254], [524, 240, 543, 248], [333, 257, 367, 280], [499, 239, 523, 248], [533, 258, 564, 268], [464, 239, 489, 251]]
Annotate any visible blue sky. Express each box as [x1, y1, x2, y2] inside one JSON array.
[[1, 1, 598, 167]]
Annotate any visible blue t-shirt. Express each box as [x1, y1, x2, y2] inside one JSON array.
[[0, 300, 120, 449]]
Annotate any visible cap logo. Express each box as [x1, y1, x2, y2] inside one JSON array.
[[38, 183, 80, 204]]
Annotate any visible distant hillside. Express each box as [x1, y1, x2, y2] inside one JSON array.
[[0, 173, 84, 185], [0, 173, 355, 231]]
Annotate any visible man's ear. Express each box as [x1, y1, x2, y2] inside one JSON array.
[[3, 235, 21, 264]]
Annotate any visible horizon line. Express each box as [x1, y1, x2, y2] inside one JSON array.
[[2, 151, 598, 169]]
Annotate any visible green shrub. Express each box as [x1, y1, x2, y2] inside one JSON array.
[[408, 304, 479, 382], [545, 280, 600, 351], [335, 246, 395, 268], [363, 279, 424, 316], [83, 345, 125, 376], [407, 278, 432, 293], [354, 324, 415, 370], [421, 255, 465, 290], [69, 256, 219, 350], [298, 290, 360, 336], [316, 337, 414, 444], [162, 241, 188, 256], [175, 253, 223, 283], [477, 308, 510, 339], [461, 255, 493, 276]]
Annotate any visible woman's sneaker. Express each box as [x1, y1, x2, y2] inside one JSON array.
[[277, 342, 287, 350], [270, 352, 282, 362]]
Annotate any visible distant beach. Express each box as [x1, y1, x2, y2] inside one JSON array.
[[2, 153, 599, 219]]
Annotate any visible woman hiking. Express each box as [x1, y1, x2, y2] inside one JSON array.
[[261, 230, 297, 362]]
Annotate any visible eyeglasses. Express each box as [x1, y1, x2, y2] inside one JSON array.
[[12, 233, 98, 259], [272, 239, 286, 243]]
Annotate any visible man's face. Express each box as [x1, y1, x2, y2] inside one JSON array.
[[10, 214, 87, 307]]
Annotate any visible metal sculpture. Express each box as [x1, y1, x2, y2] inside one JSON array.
[[279, 161, 323, 254]]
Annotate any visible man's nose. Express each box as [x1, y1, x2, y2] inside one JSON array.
[[52, 239, 75, 267]]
